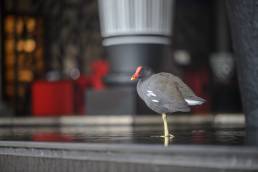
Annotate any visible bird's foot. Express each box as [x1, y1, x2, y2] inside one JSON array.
[[160, 134, 174, 138]]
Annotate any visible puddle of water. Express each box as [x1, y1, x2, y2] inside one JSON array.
[[0, 124, 246, 146]]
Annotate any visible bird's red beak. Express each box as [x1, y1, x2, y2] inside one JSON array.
[[131, 66, 143, 80]]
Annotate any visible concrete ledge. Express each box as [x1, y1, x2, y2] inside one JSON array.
[[0, 141, 257, 172]]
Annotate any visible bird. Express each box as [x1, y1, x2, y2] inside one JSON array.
[[131, 66, 205, 138]]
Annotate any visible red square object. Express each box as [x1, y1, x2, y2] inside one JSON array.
[[32, 80, 74, 116]]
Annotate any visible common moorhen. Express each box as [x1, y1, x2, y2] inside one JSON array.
[[131, 66, 205, 138]]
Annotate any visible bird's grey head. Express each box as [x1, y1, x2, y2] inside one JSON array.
[[131, 66, 153, 80]]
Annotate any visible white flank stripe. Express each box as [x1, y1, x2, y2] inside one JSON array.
[[185, 99, 203, 106], [147, 92, 156, 97]]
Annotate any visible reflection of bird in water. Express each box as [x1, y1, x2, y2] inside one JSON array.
[[131, 66, 205, 142]]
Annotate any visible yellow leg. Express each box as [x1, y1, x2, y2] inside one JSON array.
[[162, 113, 169, 137], [164, 136, 169, 147], [161, 113, 174, 138]]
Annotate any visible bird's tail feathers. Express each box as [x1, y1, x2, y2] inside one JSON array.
[[184, 97, 206, 106]]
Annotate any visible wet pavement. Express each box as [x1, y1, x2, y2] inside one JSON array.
[[0, 116, 257, 172], [0, 124, 245, 146]]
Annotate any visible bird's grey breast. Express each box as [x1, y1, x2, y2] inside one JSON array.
[[136, 78, 159, 112]]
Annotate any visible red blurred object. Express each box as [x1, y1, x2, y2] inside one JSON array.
[[90, 59, 109, 90], [32, 80, 74, 116], [32, 59, 109, 115], [75, 59, 109, 113], [183, 67, 210, 114], [191, 130, 207, 144], [90, 59, 109, 77], [32, 133, 74, 142]]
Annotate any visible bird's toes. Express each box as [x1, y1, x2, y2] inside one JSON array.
[[160, 134, 174, 139], [169, 134, 175, 138]]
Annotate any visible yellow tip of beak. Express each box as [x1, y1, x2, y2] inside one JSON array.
[[131, 76, 136, 80]]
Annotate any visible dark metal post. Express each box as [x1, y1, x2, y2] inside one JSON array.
[[98, 0, 174, 85], [227, 0, 258, 128], [89, 0, 174, 114], [0, 0, 2, 102]]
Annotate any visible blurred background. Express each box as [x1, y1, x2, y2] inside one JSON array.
[[0, 0, 242, 117]]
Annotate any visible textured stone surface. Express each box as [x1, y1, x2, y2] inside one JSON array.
[[0, 141, 258, 172], [227, 0, 258, 127]]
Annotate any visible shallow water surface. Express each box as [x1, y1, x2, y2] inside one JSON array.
[[0, 124, 246, 146]]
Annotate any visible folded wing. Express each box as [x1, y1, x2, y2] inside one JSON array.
[[142, 73, 190, 113]]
